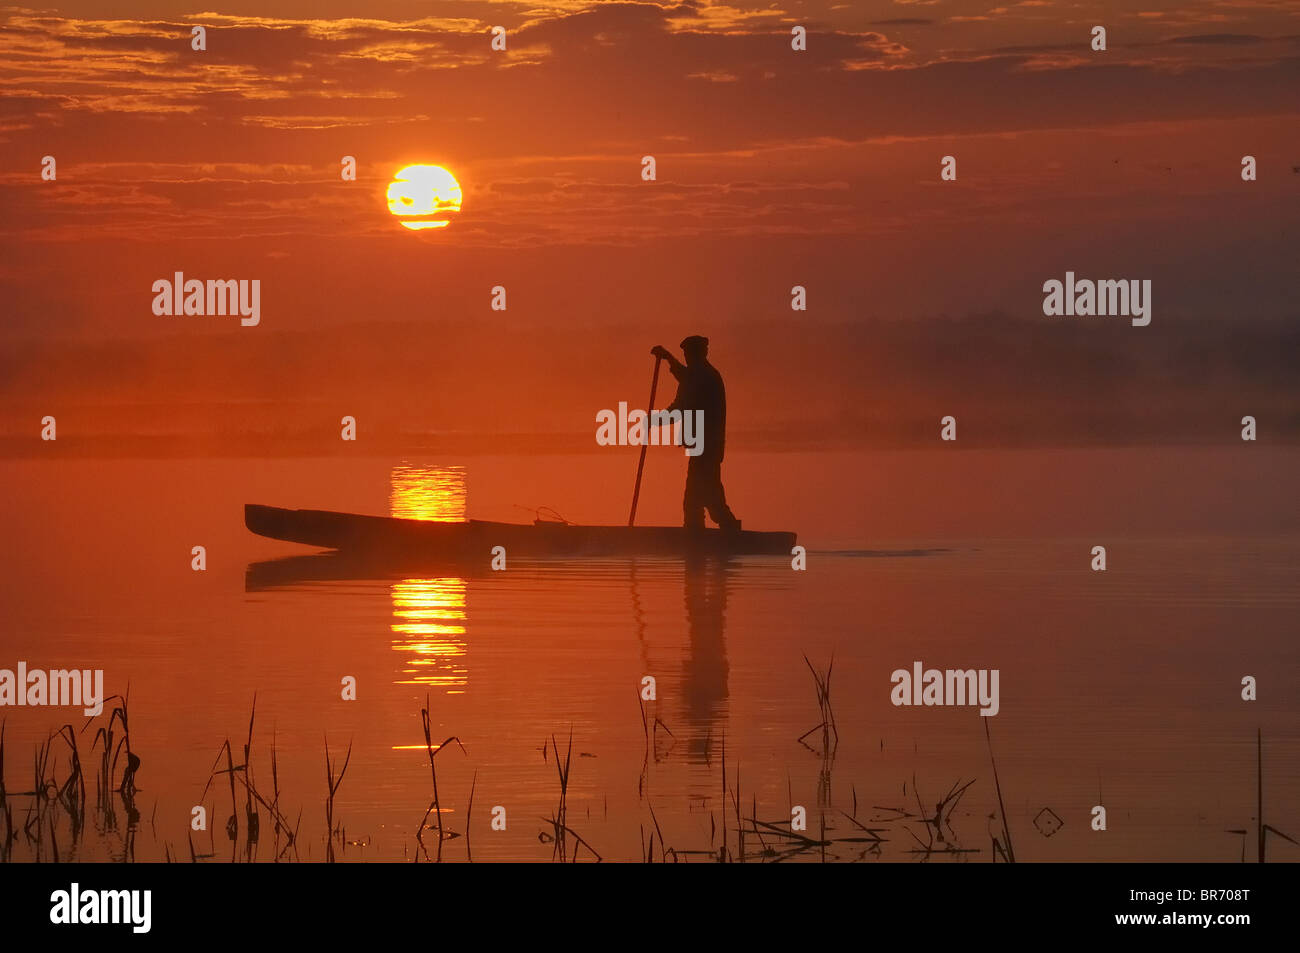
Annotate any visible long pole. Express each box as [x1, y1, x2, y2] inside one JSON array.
[[628, 355, 663, 526]]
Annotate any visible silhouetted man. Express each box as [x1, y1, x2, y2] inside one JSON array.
[[650, 336, 742, 533]]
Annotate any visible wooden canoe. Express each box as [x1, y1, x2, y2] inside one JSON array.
[[245, 504, 796, 558]]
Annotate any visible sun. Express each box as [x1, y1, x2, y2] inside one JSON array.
[[386, 165, 462, 230]]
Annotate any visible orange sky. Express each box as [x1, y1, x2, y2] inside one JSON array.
[[0, 2, 1297, 452]]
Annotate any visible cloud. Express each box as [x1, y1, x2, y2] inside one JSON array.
[[1165, 32, 1268, 44], [0, 4, 1296, 251]]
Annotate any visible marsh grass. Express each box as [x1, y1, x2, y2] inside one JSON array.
[[416, 693, 465, 862], [323, 736, 352, 863], [1249, 728, 1295, 863], [0, 694, 141, 862], [0, 722, 11, 862], [540, 730, 601, 862], [984, 718, 1015, 863], [199, 697, 301, 862], [1, 692, 1291, 864], [797, 654, 838, 760]]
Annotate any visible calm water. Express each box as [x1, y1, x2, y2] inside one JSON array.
[[1, 449, 1297, 862]]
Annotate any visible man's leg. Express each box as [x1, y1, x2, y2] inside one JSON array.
[[683, 460, 706, 530], [703, 461, 741, 532]]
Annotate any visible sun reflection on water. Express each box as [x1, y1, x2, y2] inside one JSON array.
[[389, 464, 467, 522], [389, 465, 468, 695]]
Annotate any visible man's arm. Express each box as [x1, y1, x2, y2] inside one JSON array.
[[650, 345, 685, 377], [648, 346, 689, 420]]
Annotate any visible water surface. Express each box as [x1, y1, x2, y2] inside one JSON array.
[[1, 449, 1296, 862]]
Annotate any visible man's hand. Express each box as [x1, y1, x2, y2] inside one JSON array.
[[650, 345, 671, 361]]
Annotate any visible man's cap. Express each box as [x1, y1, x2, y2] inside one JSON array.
[[680, 335, 709, 350]]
